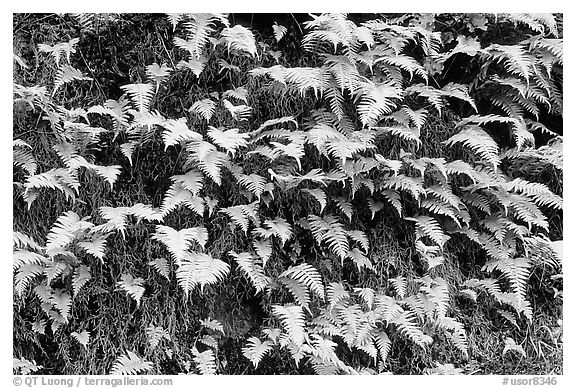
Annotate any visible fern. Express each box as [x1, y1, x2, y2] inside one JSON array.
[[176, 252, 230, 294], [192, 347, 217, 374], [308, 214, 350, 260], [160, 118, 202, 150], [146, 324, 170, 349], [242, 337, 274, 368], [152, 225, 208, 263], [72, 265, 91, 295], [272, 305, 306, 346], [189, 99, 216, 122], [443, 126, 500, 169], [220, 202, 259, 235], [281, 263, 325, 300], [207, 126, 249, 156], [120, 83, 154, 112], [229, 251, 269, 294], [71, 330, 90, 349], [148, 258, 170, 280], [221, 25, 258, 57], [117, 274, 145, 307], [110, 351, 153, 375]]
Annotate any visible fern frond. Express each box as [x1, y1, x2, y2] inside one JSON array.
[[176, 56, 207, 77], [120, 83, 154, 112], [221, 25, 258, 57], [14, 264, 45, 296], [354, 81, 403, 126], [192, 347, 217, 374], [46, 211, 93, 253], [72, 265, 91, 296], [220, 202, 259, 235], [53, 65, 91, 95], [405, 215, 449, 248], [189, 99, 216, 122], [110, 351, 153, 375], [171, 169, 204, 197], [201, 318, 225, 334], [391, 310, 433, 347], [176, 252, 230, 294], [443, 126, 500, 169], [71, 330, 90, 349], [13, 357, 43, 375], [281, 263, 325, 300], [207, 126, 249, 156], [160, 118, 202, 150], [242, 337, 273, 368], [229, 251, 270, 294], [380, 174, 426, 201], [484, 44, 534, 82], [13, 140, 37, 176], [160, 182, 204, 218], [272, 305, 306, 346], [308, 214, 350, 260], [117, 274, 145, 307], [222, 86, 248, 104], [146, 62, 172, 86], [148, 258, 170, 279], [146, 324, 170, 349], [152, 225, 208, 263], [346, 248, 373, 271]]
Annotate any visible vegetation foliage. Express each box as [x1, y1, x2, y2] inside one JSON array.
[[13, 12, 562, 375]]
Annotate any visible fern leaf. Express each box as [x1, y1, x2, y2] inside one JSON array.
[[120, 83, 154, 112], [221, 25, 258, 57], [14, 264, 45, 296], [279, 277, 311, 310], [77, 235, 107, 261], [160, 182, 205, 217], [391, 311, 433, 347], [252, 237, 272, 267], [53, 65, 91, 95], [272, 305, 306, 346], [220, 202, 259, 235], [334, 197, 353, 222], [72, 265, 91, 296], [117, 274, 145, 307], [110, 351, 153, 375], [302, 188, 327, 213], [160, 118, 202, 150], [71, 330, 90, 349], [201, 318, 225, 334], [243, 337, 273, 368], [207, 126, 249, 156], [308, 214, 350, 260], [146, 324, 170, 349], [46, 211, 93, 253], [281, 263, 325, 300], [346, 248, 373, 271], [152, 225, 208, 263], [189, 99, 216, 122], [327, 282, 350, 309], [222, 86, 248, 104], [176, 56, 207, 77], [13, 357, 43, 375], [272, 22, 288, 42], [192, 347, 217, 374], [176, 252, 230, 294], [406, 215, 449, 248], [236, 173, 267, 199], [148, 258, 170, 279], [146, 62, 172, 86], [171, 169, 204, 197], [229, 251, 270, 294]]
